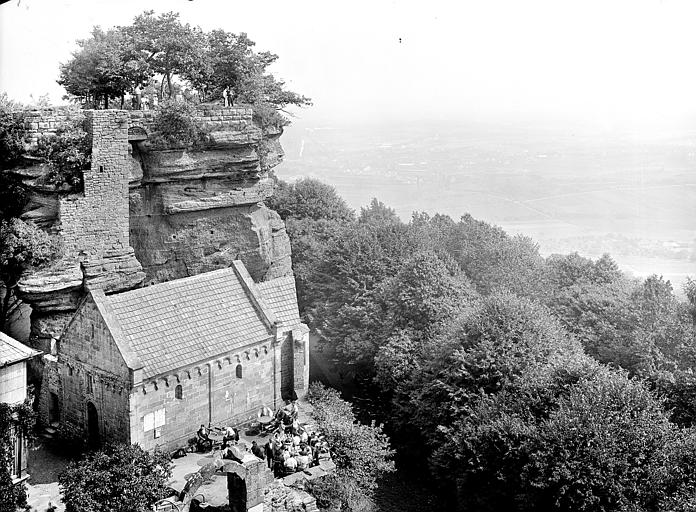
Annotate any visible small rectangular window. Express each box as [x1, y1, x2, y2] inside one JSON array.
[[86, 374, 94, 394]]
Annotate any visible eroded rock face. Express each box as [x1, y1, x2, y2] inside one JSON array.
[[11, 107, 291, 347], [128, 108, 292, 283]]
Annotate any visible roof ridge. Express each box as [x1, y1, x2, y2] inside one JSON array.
[[91, 289, 144, 372], [107, 267, 238, 302], [231, 261, 278, 328]]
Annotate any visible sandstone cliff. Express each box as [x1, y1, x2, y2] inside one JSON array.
[[8, 106, 292, 348]]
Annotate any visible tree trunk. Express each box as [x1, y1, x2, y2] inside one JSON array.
[[104, 94, 109, 110], [160, 76, 166, 100], [167, 73, 173, 98]]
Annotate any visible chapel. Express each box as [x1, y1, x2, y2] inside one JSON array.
[[43, 261, 309, 451]]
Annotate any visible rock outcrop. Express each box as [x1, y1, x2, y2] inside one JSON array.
[[8, 105, 292, 350], [128, 107, 291, 283]]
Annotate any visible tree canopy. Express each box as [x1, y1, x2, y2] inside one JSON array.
[[58, 11, 311, 123], [269, 177, 696, 511], [59, 444, 172, 512]]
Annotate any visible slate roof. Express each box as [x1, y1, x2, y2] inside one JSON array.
[[0, 332, 41, 368], [91, 262, 302, 379], [256, 277, 302, 327]]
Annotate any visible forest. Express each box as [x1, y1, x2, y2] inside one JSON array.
[[267, 177, 696, 512]]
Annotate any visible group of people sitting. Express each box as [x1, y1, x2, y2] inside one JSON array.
[[266, 423, 331, 477], [195, 424, 239, 453], [193, 400, 331, 476]]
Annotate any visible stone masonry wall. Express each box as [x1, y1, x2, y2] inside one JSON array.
[[16, 107, 82, 146], [57, 297, 132, 443], [16, 106, 256, 149], [129, 106, 259, 146], [130, 343, 279, 452], [59, 110, 130, 257]]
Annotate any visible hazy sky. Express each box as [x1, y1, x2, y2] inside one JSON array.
[[2, 0, 696, 127]]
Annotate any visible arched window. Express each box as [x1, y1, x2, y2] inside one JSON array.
[[236, 364, 243, 379], [175, 384, 183, 400]]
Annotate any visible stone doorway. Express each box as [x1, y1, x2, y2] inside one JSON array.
[[87, 402, 100, 448]]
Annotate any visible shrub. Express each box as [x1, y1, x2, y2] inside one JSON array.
[[33, 116, 91, 191], [0, 110, 26, 171], [306, 382, 395, 497], [304, 473, 374, 512], [151, 100, 209, 148], [50, 423, 86, 458], [59, 443, 172, 512]]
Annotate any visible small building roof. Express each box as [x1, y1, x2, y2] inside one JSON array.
[[92, 262, 302, 379], [0, 332, 41, 368]]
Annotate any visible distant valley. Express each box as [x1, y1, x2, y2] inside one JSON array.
[[275, 119, 696, 291]]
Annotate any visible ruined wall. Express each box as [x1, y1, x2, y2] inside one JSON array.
[[15, 111, 146, 363], [17, 107, 80, 145], [264, 482, 320, 512]]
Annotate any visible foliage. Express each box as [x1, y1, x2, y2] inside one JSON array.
[[126, 11, 205, 100], [32, 116, 91, 190], [58, 27, 151, 109], [272, 177, 696, 510], [50, 423, 87, 458], [0, 400, 36, 512], [405, 292, 586, 439], [184, 28, 312, 125], [304, 473, 374, 512], [0, 172, 29, 221], [0, 218, 54, 330], [0, 102, 26, 171], [306, 382, 395, 500], [59, 443, 172, 512], [522, 369, 681, 512], [58, 11, 311, 123], [268, 178, 355, 222], [443, 213, 548, 297], [150, 99, 209, 147]]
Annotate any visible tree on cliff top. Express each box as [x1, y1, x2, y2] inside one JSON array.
[[126, 11, 205, 100], [58, 27, 151, 109], [58, 11, 311, 123]]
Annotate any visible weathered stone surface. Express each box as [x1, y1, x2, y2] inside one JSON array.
[[12, 106, 291, 335], [138, 146, 261, 182], [82, 247, 146, 294], [130, 198, 292, 284], [127, 107, 292, 284], [30, 311, 75, 352], [260, 132, 284, 172], [17, 261, 83, 312], [162, 177, 275, 213], [20, 191, 60, 229], [264, 482, 319, 512]]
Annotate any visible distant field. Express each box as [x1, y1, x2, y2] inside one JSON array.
[[275, 119, 696, 288]]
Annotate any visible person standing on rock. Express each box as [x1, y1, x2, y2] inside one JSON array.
[[222, 87, 230, 106]]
